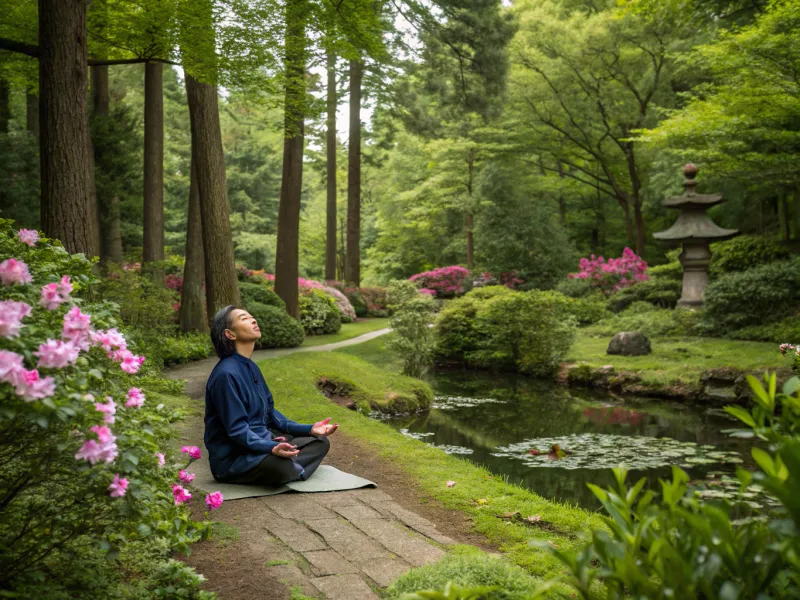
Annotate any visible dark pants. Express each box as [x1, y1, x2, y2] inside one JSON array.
[[221, 434, 330, 487]]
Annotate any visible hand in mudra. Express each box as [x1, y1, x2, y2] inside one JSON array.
[[311, 417, 339, 437], [272, 442, 300, 458]]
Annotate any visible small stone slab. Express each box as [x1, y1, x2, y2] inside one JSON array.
[[361, 556, 414, 588], [261, 494, 337, 520], [311, 574, 379, 600], [413, 525, 458, 546], [309, 491, 366, 508], [302, 550, 359, 576], [305, 518, 392, 562], [261, 512, 327, 552], [350, 519, 445, 567], [376, 501, 436, 530], [333, 503, 385, 521], [266, 564, 320, 598], [353, 489, 393, 505]]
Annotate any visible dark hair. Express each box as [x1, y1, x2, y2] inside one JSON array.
[[210, 305, 238, 358]]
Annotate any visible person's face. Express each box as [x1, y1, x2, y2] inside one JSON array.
[[224, 309, 261, 344]]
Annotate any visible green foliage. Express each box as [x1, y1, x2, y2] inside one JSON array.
[[388, 279, 423, 309], [561, 295, 609, 326], [247, 302, 305, 349], [344, 287, 368, 317], [646, 260, 682, 280], [607, 277, 682, 313], [589, 303, 686, 338], [239, 281, 285, 310], [728, 317, 800, 344], [387, 293, 438, 378], [151, 560, 216, 600], [159, 333, 215, 367], [703, 258, 800, 332], [709, 235, 792, 278], [299, 289, 341, 336], [554, 277, 593, 299], [0, 131, 39, 229]]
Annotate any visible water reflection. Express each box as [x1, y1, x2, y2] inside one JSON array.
[[377, 371, 756, 510]]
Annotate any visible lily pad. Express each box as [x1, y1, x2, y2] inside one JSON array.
[[432, 395, 506, 410]]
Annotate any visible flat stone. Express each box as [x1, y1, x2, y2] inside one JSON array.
[[413, 525, 458, 546], [361, 556, 413, 588], [265, 564, 320, 598], [302, 550, 359, 576], [261, 494, 337, 520], [351, 489, 393, 505], [350, 519, 445, 567], [261, 512, 327, 552], [375, 501, 436, 530], [309, 491, 366, 508], [333, 503, 385, 521], [310, 574, 379, 600], [305, 518, 392, 562]]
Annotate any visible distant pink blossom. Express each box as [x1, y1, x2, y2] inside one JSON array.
[[181, 445, 201, 460], [205, 491, 224, 510], [125, 387, 145, 408], [410, 266, 470, 297], [95, 397, 117, 424], [34, 339, 80, 369], [568, 248, 648, 295], [0, 300, 31, 337], [780, 343, 800, 357], [298, 277, 324, 290], [155, 452, 166, 467], [108, 474, 129, 498], [14, 369, 56, 401], [18, 229, 39, 247], [0, 258, 33, 286], [418, 288, 436, 296], [179, 470, 195, 483], [172, 483, 192, 505]]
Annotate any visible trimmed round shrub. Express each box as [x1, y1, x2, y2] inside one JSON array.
[[647, 260, 683, 280], [589, 304, 679, 338], [360, 286, 390, 316], [555, 277, 593, 298], [299, 289, 341, 335], [344, 288, 368, 317], [562, 294, 609, 325], [409, 265, 471, 298], [607, 277, 682, 313], [160, 333, 215, 367], [321, 285, 357, 323], [239, 281, 285, 309], [703, 257, 800, 332], [709, 235, 791, 278], [247, 302, 305, 348], [728, 316, 800, 343]]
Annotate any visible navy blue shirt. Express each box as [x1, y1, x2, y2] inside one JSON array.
[[204, 352, 313, 479]]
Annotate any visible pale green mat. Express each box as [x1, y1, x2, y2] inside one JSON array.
[[191, 456, 376, 500]]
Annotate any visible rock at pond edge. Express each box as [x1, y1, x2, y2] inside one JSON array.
[[607, 331, 652, 356]]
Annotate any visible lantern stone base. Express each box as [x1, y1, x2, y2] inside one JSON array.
[[677, 239, 712, 308]]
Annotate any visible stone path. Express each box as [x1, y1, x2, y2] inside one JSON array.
[[167, 326, 460, 597]]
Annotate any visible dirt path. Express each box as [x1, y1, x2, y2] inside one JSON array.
[[167, 328, 490, 599]]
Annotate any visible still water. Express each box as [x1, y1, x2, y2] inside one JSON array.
[[376, 371, 758, 510]]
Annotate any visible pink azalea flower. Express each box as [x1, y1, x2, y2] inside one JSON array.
[[0, 258, 33, 286], [18, 229, 40, 247], [34, 339, 80, 369], [108, 474, 128, 498], [205, 491, 224, 510], [172, 483, 192, 505], [0, 300, 32, 338], [117, 349, 144, 374], [90, 424, 115, 444], [57, 275, 73, 300], [40, 283, 64, 310], [155, 452, 165, 467], [446, 480, 456, 488], [91, 328, 127, 352], [181, 445, 201, 460], [62, 306, 91, 349], [14, 369, 56, 401], [125, 387, 145, 408], [179, 470, 195, 483], [95, 397, 117, 424], [0, 350, 24, 383], [75, 437, 118, 464]]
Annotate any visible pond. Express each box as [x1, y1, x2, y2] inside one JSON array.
[[375, 371, 762, 510]]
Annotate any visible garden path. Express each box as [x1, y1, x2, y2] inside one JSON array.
[[166, 327, 463, 599]]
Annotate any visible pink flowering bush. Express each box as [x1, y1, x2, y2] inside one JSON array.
[[409, 265, 471, 298], [0, 221, 213, 594], [568, 247, 648, 295]]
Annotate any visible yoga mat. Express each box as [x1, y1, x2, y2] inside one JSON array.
[[191, 457, 376, 500]]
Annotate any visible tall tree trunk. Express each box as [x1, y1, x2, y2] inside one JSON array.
[[185, 74, 240, 324], [92, 66, 109, 115], [465, 147, 474, 270], [87, 135, 101, 258], [619, 199, 633, 248], [275, 0, 308, 318], [143, 62, 165, 278], [345, 59, 362, 286], [25, 90, 39, 139], [633, 200, 645, 256], [0, 80, 10, 133], [180, 156, 208, 332], [325, 49, 337, 282], [39, 0, 96, 256]]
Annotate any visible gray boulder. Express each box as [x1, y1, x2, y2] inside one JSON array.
[[607, 331, 651, 356]]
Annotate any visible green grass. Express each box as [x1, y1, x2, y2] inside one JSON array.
[[255, 352, 604, 580], [567, 330, 786, 387], [301, 317, 390, 347], [336, 331, 404, 373]]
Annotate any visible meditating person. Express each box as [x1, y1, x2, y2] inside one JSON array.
[[204, 305, 338, 486]]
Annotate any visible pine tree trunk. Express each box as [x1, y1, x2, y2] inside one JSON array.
[[345, 59, 362, 286], [275, 0, 307, 318], [143, 62, 165, 277], [92, 66, 109, 115], [465, 147, 474, 270], [180, 156, 208, 332], [39, 0, 96, 256], [0, 80, 10, 133], [87, 135, 101, 259], [185, 74, 240, 324], [26, 90, 39, 139], [325, 49, 337, 282]]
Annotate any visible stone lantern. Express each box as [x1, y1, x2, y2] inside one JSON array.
[[653, 164, 738, 308]]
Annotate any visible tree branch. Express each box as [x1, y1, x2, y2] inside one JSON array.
[[0, 37, 178, 66]]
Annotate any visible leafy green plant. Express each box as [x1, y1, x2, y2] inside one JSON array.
[[709, 235, 792, 278], [239, 281, 285, 310], [607, 277, 682, 313], [388, 292, 438, 378], [299, 288, 341, 335], [247, 302, 305, 348]]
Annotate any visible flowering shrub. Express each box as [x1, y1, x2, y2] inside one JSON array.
[[321, 285, 357, 323], [0, 221, 216, 595], [568, 247, 648, 295], [475, 271, 525, 290], [409, 265, 470, 298], [165, 273, 183, 291], [781, 343, 800, 374], [299, 288, 341, 335]]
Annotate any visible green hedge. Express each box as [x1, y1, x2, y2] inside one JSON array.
[[160, 333, 215, 367], [709, 235, 791, 277], [299, 289, 341, 335], [239, 281, 284, 309], [607, 277, 682, 313], [247, 302, 305, 348]]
